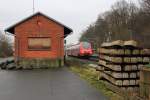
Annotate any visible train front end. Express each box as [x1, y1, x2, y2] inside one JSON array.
[[79, 42, 93, 56]]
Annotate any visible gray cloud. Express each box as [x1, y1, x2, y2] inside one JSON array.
[[0, 0, 137, 44]]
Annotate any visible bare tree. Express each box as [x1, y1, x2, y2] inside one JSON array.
[[141, 0, 150, 14], [80, 0, 150, 48], [105, 0, 139, 40], [0, 31, 13, 57]]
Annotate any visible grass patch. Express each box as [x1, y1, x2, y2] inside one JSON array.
[[68, 65, 123, 100]]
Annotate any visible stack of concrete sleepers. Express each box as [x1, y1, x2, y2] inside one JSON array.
[[98, 40, 150, 92]]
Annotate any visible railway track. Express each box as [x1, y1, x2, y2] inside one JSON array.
[[88, 55, 99, 62], [67, 55, 99, 64], [0, 57, 15, 69]]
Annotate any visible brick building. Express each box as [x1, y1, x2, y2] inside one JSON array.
[[5, 12, 72, 69]]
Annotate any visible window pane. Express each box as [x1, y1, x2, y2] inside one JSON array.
[[28, 38, 51, 50], [82, 42, 91, 49]]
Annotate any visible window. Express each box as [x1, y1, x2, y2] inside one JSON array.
[[28, 37, 51, 50], [82, 42, 91, 49]]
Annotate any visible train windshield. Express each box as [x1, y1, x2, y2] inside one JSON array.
[[82, 42, 91, 49]]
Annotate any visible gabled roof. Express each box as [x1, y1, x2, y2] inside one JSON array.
[[5, 12, 73, 37]]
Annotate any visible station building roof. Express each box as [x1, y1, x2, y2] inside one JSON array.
[[5, 12, 73, 38]]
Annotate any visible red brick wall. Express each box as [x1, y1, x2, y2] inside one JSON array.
[[14, 15, 64, 59]]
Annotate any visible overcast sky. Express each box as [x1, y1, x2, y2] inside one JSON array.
[[0, 0, 138, 44]]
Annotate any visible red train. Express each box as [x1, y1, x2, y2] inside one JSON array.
[[67, 42, 93, 57]]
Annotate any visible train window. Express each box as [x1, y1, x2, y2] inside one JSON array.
[[28, 37, 51, 50], [82, 42, 91, 49]]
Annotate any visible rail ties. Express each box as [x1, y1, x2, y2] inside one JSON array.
[[0, 57, 15, 69]]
